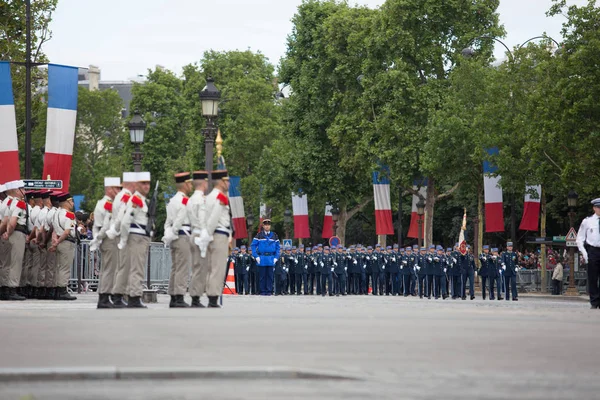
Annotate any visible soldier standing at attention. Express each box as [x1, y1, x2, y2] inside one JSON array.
[[187, 170, 209, 307], [204, 169, 232, 308], [1, 181, 27, 300], [91, 177, 121, 309], [118, 172, 152, 308], [49, 192, 77, 301], [576, 198, 600, 309], [479, 245, 492, 300], [251, 218, 280, 296], [489, 248, 502, 300], [237, 245, 252, 295], [501, 242, 519, 301], [295, 245, 307, 295], [34, 191, 51, 299]]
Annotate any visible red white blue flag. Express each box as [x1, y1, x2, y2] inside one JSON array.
[[292, 192, 310, 239], [483, 148, 504, 233], [372, 169, 394, 235], [322, 204, 333, 239], [228, 176, 248, 239], [407, 179, 427, 239], [0, 61, 21, 183], [519, 185, 541, 231]]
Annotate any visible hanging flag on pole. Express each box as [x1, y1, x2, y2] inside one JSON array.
[[322, 204, 333, 239], [458, 208, 468, 255], [372, 168, 394, 235], [228, 176, 247, 239], [42, 64, 79, 191], [483, 148, 504, 233], [519, 185, 541, 231], [0, 61, 21, 183], [292, 191, 310, 239], [407, 179, 427, 239]]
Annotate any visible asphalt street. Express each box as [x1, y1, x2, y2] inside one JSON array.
[[0, 293, 598, 399]]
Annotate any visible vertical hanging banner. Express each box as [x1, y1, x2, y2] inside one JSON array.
[[519, 185, 542, 231], [228, 176, 248, 239], [483, 147, 504, 233], [407, 179, 427, 239], [292, 192, 310, 239], [372, 168, 394, 235], [42, 64, 78, 192], [0, 61, 21, 183], [322, 204, 333, 239]]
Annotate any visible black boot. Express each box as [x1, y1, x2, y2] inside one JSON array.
[[8, 287, 26, 301], [54, 287, 61, 300], [0, 287, 9, 301], [97, 293, 114, 309], [111, 294, 128, 308], [127, 296, 147, 308], [171, 295, 190, 308], [31, 287, 38, 299], [169, 295, 176, 307], [46, 287, 55, 300], [208, 296, 221, 308], [57, 287, 77, 301], [191, 296, 205, 308], [37, 287, 46, 299]]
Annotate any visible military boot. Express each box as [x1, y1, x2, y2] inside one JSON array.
[[207, 296, 220, 308], [0, 287, 9, 301], [191, 296, 205, 308], [57, 287, 77, 301], [97, 294, 114, 309], [171, 295, 190, 308], [169, 295, 176, 307], [7, 288, 26, 301], [45, 287, 55, 300], [37, 287, 46, 299], [127, 296, 147, 308], [111, 294, 128, 308]]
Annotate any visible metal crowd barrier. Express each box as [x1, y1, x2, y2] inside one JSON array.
[[69, 240, 173, 293], [516, 270, 588, 294]]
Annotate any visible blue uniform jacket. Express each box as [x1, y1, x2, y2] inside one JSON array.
[[251, 230, 280, 267]]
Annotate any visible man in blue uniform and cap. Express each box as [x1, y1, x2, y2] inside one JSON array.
[[251, 218, 280, 296]]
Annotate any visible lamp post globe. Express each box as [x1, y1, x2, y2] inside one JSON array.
[[199, 77, 221, 188], [128, 110, 146, 172], [416, 199, 425, 248], [199, 77, 221, 117]]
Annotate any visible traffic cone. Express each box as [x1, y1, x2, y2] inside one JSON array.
[[223, 261, 237, 295]]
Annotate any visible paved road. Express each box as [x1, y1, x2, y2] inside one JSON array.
[[0, 294, 598, 399]]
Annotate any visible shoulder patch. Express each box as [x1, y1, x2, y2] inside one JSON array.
[[131, 195, 144, 208], [65, 211, 76, 220], [217, 192, 229, 206], [182, 197, 189, 206], [121, 194, 131, 203], [104, 201, 113, 212], [16, 200, 26, 210], [7, 199, 12, 207]]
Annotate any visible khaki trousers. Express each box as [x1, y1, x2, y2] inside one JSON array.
[[21, 243, 33, 286], [28, 245, 40, 287], [45, 250, 56, 287], [99, 238, 118, 294], [56, 240, 75, 288], [113, 241, 130, 295], [8, 232, 26, 288], [127, 234, 149, 297], [0, 239, 11, 286], [37, 247, 47, 287], [189, 235, 209, 297], [206, 234, 228, 297], [168, 235, 192, 295]]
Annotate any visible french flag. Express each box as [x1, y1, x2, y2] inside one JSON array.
[[483, 148, 504, 233], [519, 185, 541, 231], [228, 176, 248, 239], [372, 169, 394, 235], [322, 204, 333, 239], [42, 64, 78, 191], [407, 179, 427, 239], [0, 61, 21, 183], [292, 192, 310, 238]]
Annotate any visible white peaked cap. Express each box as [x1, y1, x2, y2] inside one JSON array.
[[5, 180, 25, 190], [122, 172, 137, 182], [0, 184, 6, 192], [104, 177, 121, 187], [137, 172, 151, 182]]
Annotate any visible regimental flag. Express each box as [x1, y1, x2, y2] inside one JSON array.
[[42, 64, 78, 191], [228, 176, 247, 240], [483, 148, 504, 233], [292, 191, 310, 239], [0, 61, 21, 183], [322, 204, 333, 239], [407, 179, 427, 239], [372, 168, 394, 235], [458, 209, 468, 255], [519, 185, 541, 232]]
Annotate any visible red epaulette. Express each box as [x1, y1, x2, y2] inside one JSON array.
[[65, 211, 76, 220], [121, 194, 131, 203], [16, 200, 26, 210], [182, 197, 189, 206], [217, 192, 229, 206], [131, 195, 144, 208], [104, 201, 113, 212], [7, 199, 12, 207]]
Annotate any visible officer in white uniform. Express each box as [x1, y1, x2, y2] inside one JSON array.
[[576, 198, 600, 309]]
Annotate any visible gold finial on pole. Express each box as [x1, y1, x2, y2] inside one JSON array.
[[216, 128, 223, 159]]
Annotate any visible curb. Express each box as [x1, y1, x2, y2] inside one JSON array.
[[0, 366, 363, 383], [519, 294, 589, 303]]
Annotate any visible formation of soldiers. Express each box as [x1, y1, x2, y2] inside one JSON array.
[[230, 241, 520, 301], [0, 180, 78, 301]]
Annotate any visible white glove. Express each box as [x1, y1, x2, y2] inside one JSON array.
[[330, 267, 334, 272], [353, 260, 357, 265], [305, 265, 308, 270], [392, 257, 396, 262], [382, 266, 386, 270], [366, 256, 370, 260], [452, 257, 457, 263], [333, 262, 338, 266], [414, 264, 419, 269], [246, 266, 249, 271], [320, 262, 324, 267], [402, 260, 407, 265], [344, 267, 347, 271], [295, 259, 299, 264], [313, 260, 317, 265], [232, 259, 236, 264], [284, 267, 288, 272], [434, 257, 439, 262], [256, 257, 261, 264], [444, 268, 447, 273], [373, 256, 377, 260], [105, 224, 118, 240], [502, 265, 506, 270], [363, 265, 366, 269], [428, 257, 433, 262], [117, 239, 127, 250], [416, 266, 421, 271]]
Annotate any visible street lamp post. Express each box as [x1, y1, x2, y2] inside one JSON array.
[[284, 209, 292, 240], [128, 110, 146, 173], [199, 77, 221, 190], [247, 213, 255, 245], [417, 199, 425, 248], [331, 206, 340, 239], [566, 190, 579, 296]]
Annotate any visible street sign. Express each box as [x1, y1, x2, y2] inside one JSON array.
[[329, 236, 340, 248], [566, 228, 578, 247], [282, 239, 292, 248], [23, 180, 63, 190], [553, 236, 566, 242]]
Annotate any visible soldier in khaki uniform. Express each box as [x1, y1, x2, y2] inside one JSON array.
[[48, 192, 77, 301], [1, 180, 28, 301], [118, 172, 151, 308], [24, 191, 42, 298], [187, 170, 209, 308], [204, 170, 232, 308], [0, 182, 12, 300], [43, 193, 59, 299], [91, 177, 121, 309], [35, 191, 51, 299], [162, 172, 193, 308], [105, 172, 137, 307]]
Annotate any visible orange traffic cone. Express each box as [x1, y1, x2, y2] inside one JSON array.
[[223, 261, 237, 295]]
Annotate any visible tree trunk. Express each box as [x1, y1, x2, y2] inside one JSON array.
[[424, 177, 436, 247], [540, 188, 547, 293], [336, 204, 348, 246]]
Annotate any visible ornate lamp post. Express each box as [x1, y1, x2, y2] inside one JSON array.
[[566, 190, 579, 296], [284, 208, 292, 240], [128, 110, 146, 173], [247, 212, 255, 244], [199, 77, 221, 189], [331, 205, 340, 238], [417, 199, 425, 248]]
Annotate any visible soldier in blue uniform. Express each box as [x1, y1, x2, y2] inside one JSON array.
[[489, 248, 502, 300], [251, 218, 280, 296], [228, 248, 239, 291], [320, 246, 335, 296], [431, 245, 448, 299], [425, 245, 436, 299], [373, 244, 386, 295], [333, 246, 346, 296], [501, 241, 519, 301], [347, 246, 359, 295], [445, 248, 453, 296], [401, 247, 412, 296], [359, 246, 368, 294], [249, 246, 258, 295], [305, 246, 314, 294], [314, 245, 323, 295], [458, 246, 476, 300], [386, 245, 400, 295], [236, 245, 252, 295], [294, 245, 307, 295], [287, 246, 297, 295], [415, 247, 427, 298], [478, 245, 492, 300]]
